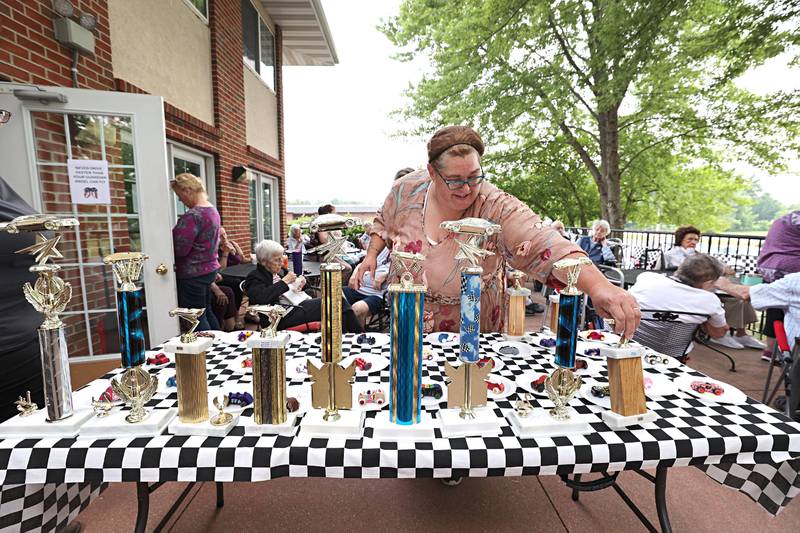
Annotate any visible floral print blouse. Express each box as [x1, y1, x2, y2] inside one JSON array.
[[371, 170, 583, 333]]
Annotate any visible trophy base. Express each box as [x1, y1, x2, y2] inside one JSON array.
[[438, 407, 502, 438], [602, 409, 657, 429], [78, 408, 176, 438], [503, 334, 524, 342], [163, 337, 214, 355], [370, 411, 438, 441], [508, 408, 595, 438], [0, 408, 93, 439], [168, 412, 239, 437], [300, 409, 364, 439], [242, 413, 298, 436]]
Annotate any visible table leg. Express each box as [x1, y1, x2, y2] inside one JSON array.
[[655, 465, 672, 533], [135, 482, 149, 533], [216, 482, 224, 508], [571, 474, 581, 501]]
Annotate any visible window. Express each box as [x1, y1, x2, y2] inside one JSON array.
[[168, 144, 215, 221], [241, 0, 276, 91], [249, 170, 279, 250], [183, 0, 208, 21]]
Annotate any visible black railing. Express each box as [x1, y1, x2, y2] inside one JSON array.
[[567, 227, 766, 273]]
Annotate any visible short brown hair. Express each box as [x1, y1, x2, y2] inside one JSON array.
[[171, 172, 205, 193], [317, 204, 335, 215], [674, 225, 701, 247], [675, 253, 723, 287]]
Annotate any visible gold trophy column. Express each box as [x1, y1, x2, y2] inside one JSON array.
[[248, 305, 290, 426], [506, 271, 531, 339], [167, 308, 211, 424]]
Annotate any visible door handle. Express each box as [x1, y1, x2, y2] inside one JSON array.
[[155, 263, 169, 276]]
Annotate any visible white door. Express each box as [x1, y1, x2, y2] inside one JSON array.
[[0, 83, 179, 360]]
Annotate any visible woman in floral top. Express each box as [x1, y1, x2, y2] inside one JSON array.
[[356, 126, 641, 337], [172, 173, 221, 331]]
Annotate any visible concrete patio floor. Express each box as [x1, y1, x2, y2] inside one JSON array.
[[69, 298, 799, 532]]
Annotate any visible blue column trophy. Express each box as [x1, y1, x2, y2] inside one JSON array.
[[439, 218, 503, 437], [0, 215, 93, 438], [301, 214, 361, 437], [372, 251, 437, 439]]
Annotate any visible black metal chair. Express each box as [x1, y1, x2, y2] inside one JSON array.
[[634, 309, 736, 371], [638, 248, 666, 270], [598, 264, 625, 288], [763, 320, 797, 418], [364, 292, 391, 333]]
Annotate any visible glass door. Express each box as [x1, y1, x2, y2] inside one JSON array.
[[169, 144, 213, 220], [248, 170, 279, 250], [0, 84, 178, 359]]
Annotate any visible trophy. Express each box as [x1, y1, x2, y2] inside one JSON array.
[[598, 320, 657, 429], [506, 271, 530, 339], [104, 252, 148, 367], [0, 215, 80, 424], [438, 218, 503, 437], [164, 308, 210, 424], [302, 214, 361, 437], [246, 305, 293, 430]]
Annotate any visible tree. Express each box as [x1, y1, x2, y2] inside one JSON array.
[[382, 0, 800, 228]]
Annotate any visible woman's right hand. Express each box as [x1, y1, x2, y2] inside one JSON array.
[[282, 272, 297, 285], [355, 255, 377, 290]]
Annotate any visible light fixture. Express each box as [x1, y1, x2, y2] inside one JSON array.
[[231, 166, 248, 183], [12, 89, 68, 104], [52, 0, 74, 18], [78, 12, 96, 31]]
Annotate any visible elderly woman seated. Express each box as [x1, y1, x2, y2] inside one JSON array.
[[577, 219, 616, 265], [244, 240, 363, 333]]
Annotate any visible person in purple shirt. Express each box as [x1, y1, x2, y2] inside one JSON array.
[[171, 173, 221, 331]]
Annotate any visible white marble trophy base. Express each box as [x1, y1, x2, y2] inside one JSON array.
[[508, 408, 594, 438], [300, 409, 364, 439], [599, 345, 644, 359], [163, 337, 214, 355], [241, 413, 298, 436], [247, 332, 289, 350], [168, 412, 239, 437], [438, 407, 502, 438], [0, 408, 93, 439], [371, 411, 438, 441], [78, 408, 177, 438], [602, 409, 657, 429], [504, 334, 523, 341]]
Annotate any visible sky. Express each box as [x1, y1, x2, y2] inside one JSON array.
[[282, 1, 800, 207]]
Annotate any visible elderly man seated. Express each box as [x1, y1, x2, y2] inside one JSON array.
[[244, 239, 363, 333], [629, 254, 730, 343]]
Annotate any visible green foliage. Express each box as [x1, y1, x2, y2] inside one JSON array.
[[728, 184, 791, 231], [382, 0, 800, 228]]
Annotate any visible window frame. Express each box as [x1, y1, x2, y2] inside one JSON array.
[[183, 0, 209, 23], [248, 169, 280, 249], [241, 0, 276, 92], [168, 143, 216, 223]]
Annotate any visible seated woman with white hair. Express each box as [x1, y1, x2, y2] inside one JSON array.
[[244, 239, 363, 333], [577, 219, 616, 265]]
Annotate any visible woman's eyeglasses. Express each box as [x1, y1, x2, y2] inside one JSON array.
[[433, 167, 485, 190]]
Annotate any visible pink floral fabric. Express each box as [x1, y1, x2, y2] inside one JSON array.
[[372, 170, 583, 333]]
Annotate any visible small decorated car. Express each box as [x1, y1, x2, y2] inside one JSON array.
[[690, 380, 724, 396], [196, 331, 216, 339], [358, 389, 385, 406], [486, 380, 505, 394], [586, 331, 605, 341], [356, 333, 376, 345], [574, 358, 588, 370], [166, 376, 177, 388], [228, 392, 253, 406], [146, 353, 169, 365], [477, 356, 495, 369], [421, 383, 444, 399], [100, 385, 121, 402], [539, 338, 556, 348], [241, 358, 253, 369], [306, 213, 361, 233], [591, 385, 610, 398], [440, 217, 501, 236], [354, 357, 372, 371], [237, 331, 254, 342], [531, 375, 547, 393]]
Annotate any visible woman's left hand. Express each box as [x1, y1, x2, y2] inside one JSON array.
[[588, 283, 641, 340]]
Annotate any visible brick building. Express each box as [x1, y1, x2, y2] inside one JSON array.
[[0, 0, 337, 360]]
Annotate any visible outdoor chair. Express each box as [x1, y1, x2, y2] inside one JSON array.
[[762, 320, 796, 417], [637, 248, 666, 270], [598, 264, 625, 288], [364, 292, 391, 333], [239, 282, 322, 333], [633, 309, 736, 371]]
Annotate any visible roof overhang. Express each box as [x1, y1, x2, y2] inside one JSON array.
[[262, 0, 339, 66]]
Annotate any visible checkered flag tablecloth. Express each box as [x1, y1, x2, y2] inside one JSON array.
[[2, 332, 800, 532]]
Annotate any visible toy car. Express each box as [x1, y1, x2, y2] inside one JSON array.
[[477, 356, 494, 369], [296, 362, 307, 374], [486, 380, 505, 394], [644, 354, 670, 365], [166, 376, 177, 388], [691, 380, 724, 396], [238, 331, 254, 342], [584, 348, 601, 357], [0, 214, 78, 233], [539, 338, 556, 348], [437, 332, 457, 343], [357, 389, 385, 406], [421, 383, 443, 399], [531, 375, 547, 393], [306, 213, 360, 233], [498, 345, 519, 356], [196, 331, 216, 338], [286, 397, 300, 412], [440, 217, 501, 236], [354, 357, 372, 371], [100, 385, 121, 402], [228, 392, 253, 406], [423, 348, 435, 361], [574, 358, 588, 370], [591, 385, 610, 398], [356, 333, 376, 345], [147, 353, 169, 365], [586, 331, 605, 341], [241, 358, 253, 369]]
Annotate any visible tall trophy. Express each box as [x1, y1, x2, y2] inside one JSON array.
[[243, 305, 297, 435], [371, 251, 436, 440], [439, 218, 502, 437], [509, 257, 595, 437], [506, 271, 530, 340], [301, 214, 361, 437], [0, 215, 92, 437]]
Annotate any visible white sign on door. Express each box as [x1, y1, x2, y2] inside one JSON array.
[[68, 159, 110, 205]]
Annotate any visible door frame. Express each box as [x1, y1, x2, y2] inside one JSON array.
[[168, 141, 216, 222], [0, 83, 179, 356], [249, 169, 280, 246]]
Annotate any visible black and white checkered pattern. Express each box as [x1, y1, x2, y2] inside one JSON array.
[[0, 481, 105, 533], [1, 333, 799, 531]]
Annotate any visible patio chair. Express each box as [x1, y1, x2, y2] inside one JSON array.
[[598, 264, 624, 288], [634, 309, 736, 371], [637, 248, 665, 270], [364, 292, 390, 333], [239, 281, 321, 333], [762, 321, 795, 416]]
